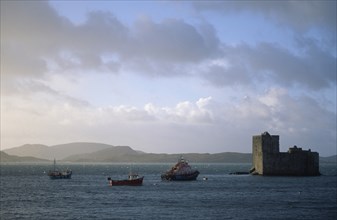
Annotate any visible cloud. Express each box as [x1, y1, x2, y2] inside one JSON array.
[[192, 1, 337, 32], [131, 17, 219, 62], [1, 1, 335, 155], [1, 1, 68, 78], [1, 2, 127, 77], [2, 92, 335, 155], [1, 1, 221, 85], [2, 1, 335, 92], [219, 88, 336, 155], [200, 41, 336, 90], [97, 97, 216, 124]]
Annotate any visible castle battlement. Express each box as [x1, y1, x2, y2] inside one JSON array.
[[251, 132, 320, 176]]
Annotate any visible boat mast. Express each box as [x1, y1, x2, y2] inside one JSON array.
[[129, 163, 134, 176], [53, 158, 56, 171]]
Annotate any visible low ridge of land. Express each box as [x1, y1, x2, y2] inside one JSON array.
[[0, 151, 48, 163], [2, 142, 335, 163]]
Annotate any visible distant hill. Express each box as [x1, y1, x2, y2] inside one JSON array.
[[63, 148, 252, 163], [3, 142, 335, 164], [4, 142, 113, 160], [0, 151, 48, 163], [3, 142, 253, 163], [63, 146, 141, 162], [320, 155, 337, 163]]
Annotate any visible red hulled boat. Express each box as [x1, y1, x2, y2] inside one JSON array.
[[107, 173, 144, 186]]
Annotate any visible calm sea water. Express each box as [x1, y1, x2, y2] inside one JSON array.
[[0, 163, 336, 220]]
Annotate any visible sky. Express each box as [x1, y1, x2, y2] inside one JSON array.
[[1, 1, 336, 156]]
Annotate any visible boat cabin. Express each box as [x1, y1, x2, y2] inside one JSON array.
[[128, 174, 140, 180]]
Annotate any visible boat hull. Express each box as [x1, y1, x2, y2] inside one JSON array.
[[48, 171, 72, 179], [161, 171, 199, 181], [108, 177, 144, 186]]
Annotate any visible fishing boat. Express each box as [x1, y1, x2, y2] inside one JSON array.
[[161, 156, 199, 181], [48, 159, 72, 179], [107, 173, 144, 186]]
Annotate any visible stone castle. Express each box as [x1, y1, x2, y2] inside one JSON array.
[[250, 132, 320, 176]]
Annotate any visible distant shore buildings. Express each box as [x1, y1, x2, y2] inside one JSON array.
[[250, 132, 320, 176]]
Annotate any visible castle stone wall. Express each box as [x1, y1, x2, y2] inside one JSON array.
[[252, 132, 320, 176], [252, 136, 263, 174]]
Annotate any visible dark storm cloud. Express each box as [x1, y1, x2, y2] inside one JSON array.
[[203, 40, 336, 90], [192, 1, 337, 32], [131, 18, 220, 62], [243, 41, 336, 90], [69, 11, 129, 57], [121, 18, 221, 77], [1, 1, 64, 79], [1, 1, 335, 91], [1, 1, 220, 79], [192, 1, 336, 90], [1, 2, 128, 76]]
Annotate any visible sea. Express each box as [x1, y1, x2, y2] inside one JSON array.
[[0, 163, 336, 220]]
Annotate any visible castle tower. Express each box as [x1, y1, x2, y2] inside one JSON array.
[[252, 131, 279, 175]]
